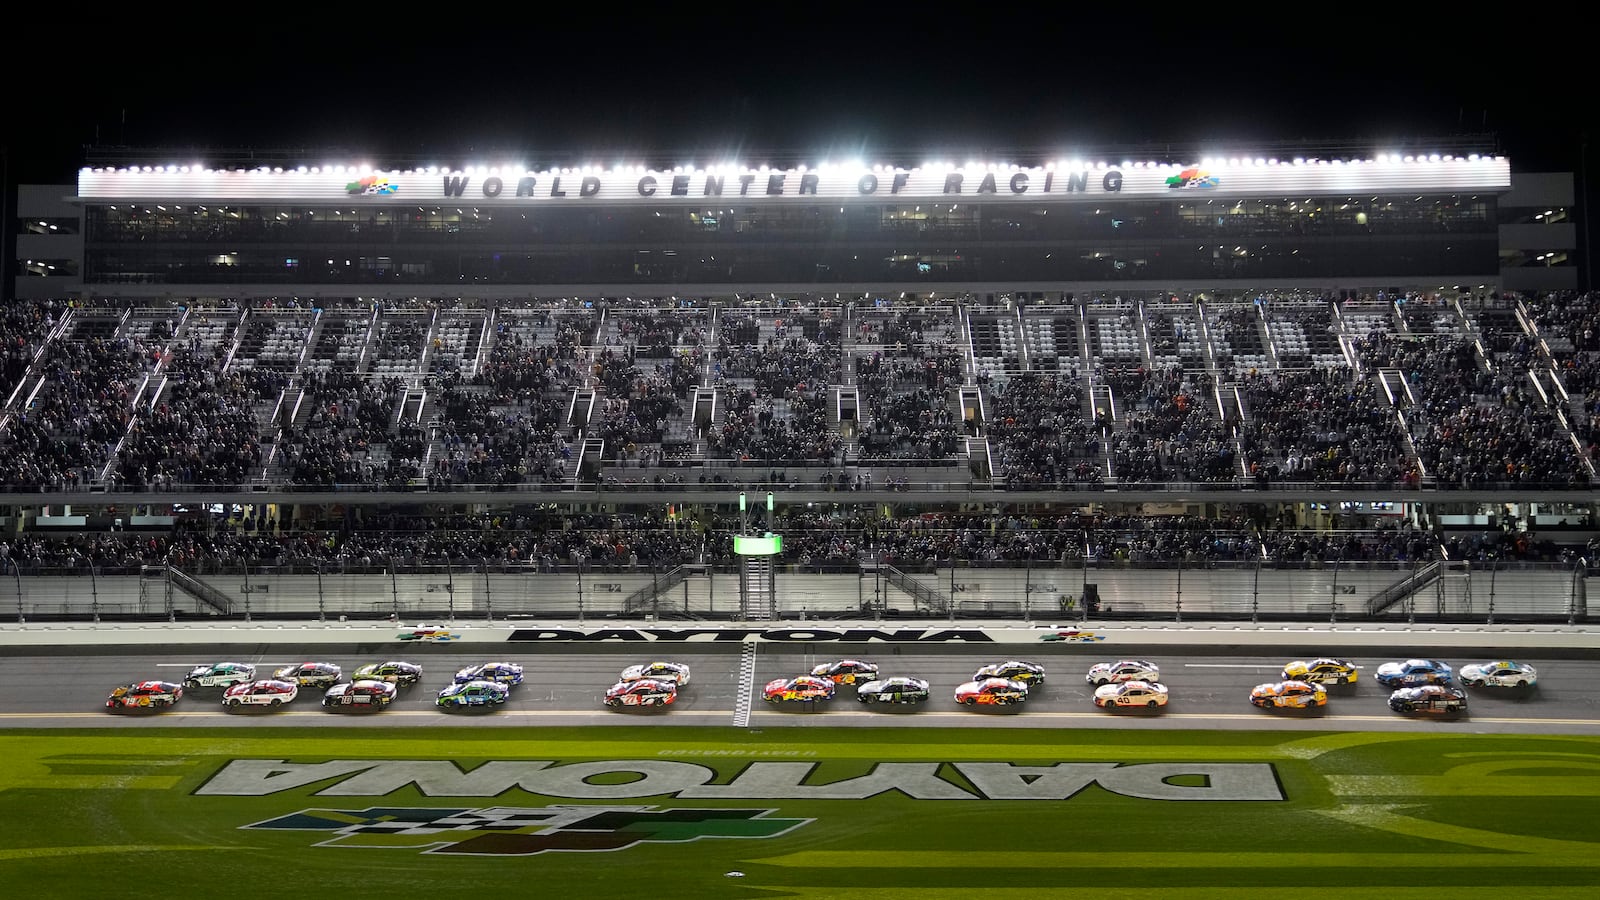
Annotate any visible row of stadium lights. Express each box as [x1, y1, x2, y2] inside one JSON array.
[[84, 154, 1494, 176]]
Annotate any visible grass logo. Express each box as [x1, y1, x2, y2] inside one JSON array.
[[347, 175, 399, 195], [1165, 167, 1219, 189], [243, 805, 811, 856]]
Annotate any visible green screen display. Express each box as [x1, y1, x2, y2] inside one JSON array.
[[733, 533, 783, 556]]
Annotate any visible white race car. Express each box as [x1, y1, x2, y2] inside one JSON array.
[[183, 662, 256, 688], [619, 662, 692, 685], [1459, 660, 1538, 688], [1094, 680, 1169, 709], [222, 679, 298, 708], [1086, 660, 1160, 686]]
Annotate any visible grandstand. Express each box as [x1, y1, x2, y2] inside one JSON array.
[[0, 148, 1592, 624]]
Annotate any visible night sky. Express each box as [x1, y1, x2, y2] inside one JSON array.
[[4, 21, 1593, 185]]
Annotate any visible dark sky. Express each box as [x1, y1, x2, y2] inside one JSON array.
[[5, 20, 1593, 181]]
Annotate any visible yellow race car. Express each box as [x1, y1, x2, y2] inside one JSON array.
[[1281, 657, 1358, 685], [1249, 680, 1328, 709]]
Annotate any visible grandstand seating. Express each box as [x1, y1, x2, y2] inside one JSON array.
[[0, 291, 1594, 492]]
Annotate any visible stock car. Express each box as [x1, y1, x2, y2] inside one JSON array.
[[106, 681, 183, 710], [272, 662, 343, 688], [954, 677, 1030, 706], [1086, 660, 1160, 686], [222, 679, 299, 708], [322, 680, 398, 710], [1460, 660, 1539, 688], [604, 678, 678, 708], [1375, 659, 1454, 688], [1094, 680, 1169, 709], [974, 660, 1046, 685], [453, 662, 524, 685], [1388, 684, 1469, 716], [762, 675, 836, 703], [855, 677, 931, 705], [437, 680, 510, 709], [352, 661, 423, 686], [182, 662, 255, 688], [811, 659, 881, 684], [619, 661, 692, 685], [1282, 657, 1360, 685], [1249, 680, 1328, 709]]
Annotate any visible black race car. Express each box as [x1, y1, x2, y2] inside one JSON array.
[[352, 661, 423, 686], [855, 677, 931, 705]]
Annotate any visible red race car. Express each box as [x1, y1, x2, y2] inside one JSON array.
[[605, 678, 678, 708], [106, 681, 183, 711], [763, 675, 836, 703], [954, 677, 1030, 706]]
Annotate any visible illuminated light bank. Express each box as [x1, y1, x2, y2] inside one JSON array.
[[76, 156, 1511, 206]]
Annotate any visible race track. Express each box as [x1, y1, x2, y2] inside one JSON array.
[[4, 643, 1598, 734]]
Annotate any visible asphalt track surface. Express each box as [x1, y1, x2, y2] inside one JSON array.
[[4, 644, 1600, 734]]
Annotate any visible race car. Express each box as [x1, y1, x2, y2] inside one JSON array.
[[604, 678, 678, 708], [619, 661, 692, 685], [1388, 684, 1469, 716], [272, 661, 343, 688], [1086, 659, 1160, 686], [1249, 680, 1328, 709], [437, 680, 510, 709], [453, 662, 524, 685], [322, 680, 398, 710], [810, 659, 880, 685], [974, 660, 1046, 685], [1459, 660, 1538, 688], [1094, 680, 1169, 709], [1281, 657, 1359, 685], [1375, 659, 1454, 688], [106, 681, 183, 710], [222, 679, 298, 708], [352, 660, 423, 686], [955, 677, 1030, 706], [763, 675, 836, 703], [182, 662, 255, 688], [855, 677, 931, 705]]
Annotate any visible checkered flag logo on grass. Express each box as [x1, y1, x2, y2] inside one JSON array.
[[243, 805, 811, 855]]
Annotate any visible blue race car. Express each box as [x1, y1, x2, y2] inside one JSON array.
[[437, 680, 509, 709], [453, 662, 524, 685], [1375, 658, 1453, 688]]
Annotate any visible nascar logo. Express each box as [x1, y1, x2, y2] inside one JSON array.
[[399, 629, 459, 642], [347, 175, 399, 195], [243, 805, 809, 856], [1165, 167, 1219, 189]]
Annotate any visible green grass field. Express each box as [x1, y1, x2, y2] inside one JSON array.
[[3, 726, 1598, 898]]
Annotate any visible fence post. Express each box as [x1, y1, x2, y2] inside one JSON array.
[[1329, 557, 1342, 625], [90, 563, 100, 624], [1174, 558, 1183, 624], [483, 559, 493, 623], [1487, 559, 1497, 625], [13, 560, 24, 624], [446, 559, 456, 625], [1251, 557, 1260, 625], [316, 563, 326, 623], [1406, 557, 1417, 626], [389, 561, 400, 623], [578, 568, 586, 626]]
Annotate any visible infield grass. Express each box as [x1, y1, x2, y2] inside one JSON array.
[[2, 726, 1598, 899]]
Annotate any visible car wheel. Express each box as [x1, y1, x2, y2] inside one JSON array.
[[228, 698, 242, 708], [1146, 700, 1158, 708], [961, 697, 975, 706], [1401, 702, 1414, 713], [270, 698, 282, 707]]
